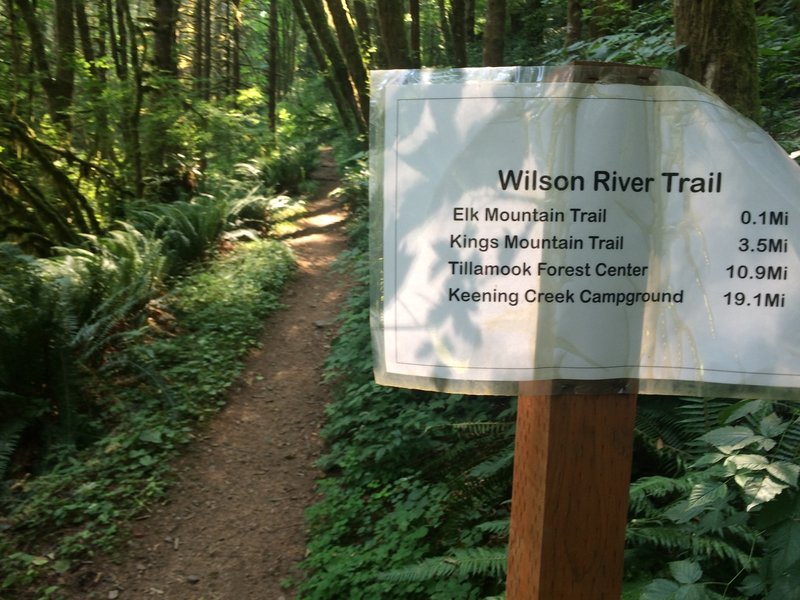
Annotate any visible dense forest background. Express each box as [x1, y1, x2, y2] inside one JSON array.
[[2, 0, 800, 598]]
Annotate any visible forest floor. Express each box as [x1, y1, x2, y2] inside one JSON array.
[[62, 151, 349, 600]]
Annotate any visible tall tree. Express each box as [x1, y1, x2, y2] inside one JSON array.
[[119, 0, 144, 195], [290, 0, 354, 131], [409, 0, 421, 68], [110, 0, 128, 80], [375, 0, 412, 68], [483, 0, 506, 66], [230, 0, 241, 94], [53, 0, 76, 125], [14, 0, 74, 126], [299, 0, 365, 133], [5, 0, 24, 115], [351, 0, 372, 60], [268, 0, 278, 131], [192, 0, 204, 94], [437, 0, 452, 62], [325, 0, 370, 124], [465, 0, 476, 41], [153, 0, 179, 75], [566, 0, 582, 47], [587, 0, 622, 38], [674, 0, 760, 120], [450, 0, 467, 67]]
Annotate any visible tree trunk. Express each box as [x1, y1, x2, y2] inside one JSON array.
[[482, 0, 506, 66], [113, 0, 129, 80], [53, 0, 76, 127], [153, 0, 179, 75], [14, 0, 63, 124], [325, 0, 370, 124], [450, 0, 467, 67], [300, 0, 366, 133], [268, 0, 278, 132], [121, 0, 144, 196], [409, 0, 421, 68], [674, 0, 760, 120], [566, 0, 582, 46], [587, 0, 621, 38], [290, 0, 354, 131], [437, 0, 452, 61], [6, 0, 23, 114], [465, 0, 475, 41], [351, 0, 371, 58], [192, 0, 204, 93], [231, 0, 241, 95], [203, 0, 213, 98], [75, 0, 114, 162], [75, 0, 101, 80], [279, 1, 298, 95], [375, 0, 413, 68]]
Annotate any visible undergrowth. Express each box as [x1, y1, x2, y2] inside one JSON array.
[[0, 239, 294, 599]]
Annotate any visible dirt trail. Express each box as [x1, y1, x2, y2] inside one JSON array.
[[66, 151, 348, 600]]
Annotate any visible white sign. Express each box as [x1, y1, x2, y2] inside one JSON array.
[[370, 68, 800, 398]]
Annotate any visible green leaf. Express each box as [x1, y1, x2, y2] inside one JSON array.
[[700, 426, 764, 454], [735, 474, 788, 511], [766, 519, 800, 577], [669, 560, 703, 585], [139, 429, 163, 444], [641, 578, 680, 600], [665, 499, 706, 524], [754, 491, 800, 529], [687, 482, 728, 509], [724, 454, 769, 471], [675, 584, 707, 600], [737, 573, 765, 597], [692, 452, 726, 468], [52, 559, 71, 574], [721, 399, 767, 424], [765, 575, 800, 600], [759, 413, 789, 438], [767, 462, 800, 487]]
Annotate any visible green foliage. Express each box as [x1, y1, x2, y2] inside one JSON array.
[[548, 0, 679, 67], [757, 12, 800, 150], [0, 226, 166, 478], [129, 196, 226, 275], [628, 398, 800, 599], [379, 547, 507, 583], [640, 560, 725, 600], [0, 238, 294, 598]]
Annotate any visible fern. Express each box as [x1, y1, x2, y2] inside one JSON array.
[[0, 414, 28, 482], [626, 525, 757, 572], [629, 475, 695, 516], [426, 420, 514, 438], [771, 404, 800, 463], [129, 197, 225, 274], [475, 519, 510, 537], [677, 397, 739, 449], [378, 547, 507, 582]]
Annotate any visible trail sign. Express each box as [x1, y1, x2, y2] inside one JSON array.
[[369, 63, 800, 600], [369, 65, 800, 400]]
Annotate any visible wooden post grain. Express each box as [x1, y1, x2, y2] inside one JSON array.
[[506, 382, 638, 600]]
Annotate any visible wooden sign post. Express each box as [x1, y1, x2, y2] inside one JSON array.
[[506, 64, 648, 600], [506, 382, 638, 599]]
